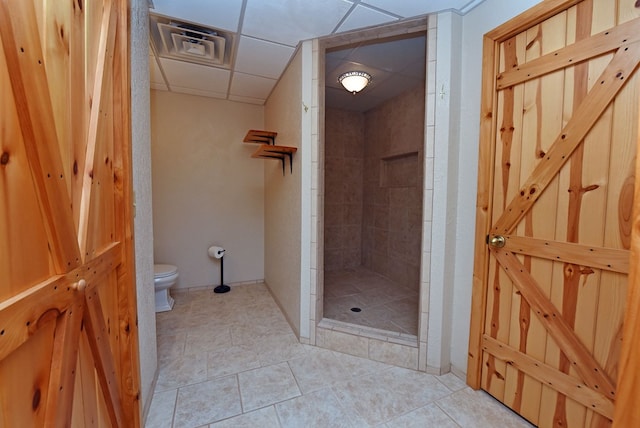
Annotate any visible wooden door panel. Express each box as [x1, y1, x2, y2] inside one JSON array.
[[0, 45, 52, 300], [0, 0, 140, 426], [40, 1, 73, 176], [45, 302, 83, 427], [0, 323, 55, 427], [0, 0, 82, 273], [469, 1, 640, 426]]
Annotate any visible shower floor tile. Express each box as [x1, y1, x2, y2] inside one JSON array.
[[148, 283, 533, 428], [324, 266, 419, 335]]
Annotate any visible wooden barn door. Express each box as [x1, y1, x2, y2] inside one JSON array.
[[468, 1, 640, 427], [0, 0, 140, 426]]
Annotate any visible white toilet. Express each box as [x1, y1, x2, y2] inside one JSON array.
[[154, 264, 178, 312]]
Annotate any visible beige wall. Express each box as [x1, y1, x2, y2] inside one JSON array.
[[264, 49, 303, 335], [150, 91, 265, 289]]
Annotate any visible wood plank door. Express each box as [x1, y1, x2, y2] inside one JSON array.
[[467, 1, 640, 427], [0, 0, 140, 426]]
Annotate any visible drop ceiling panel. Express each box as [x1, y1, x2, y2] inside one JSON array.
[[150, 0, 242, 32], [336, 4, 398, 33], [229, 72, 277, 100], [234, 36, 295, 79], [159, 57, 230, 93], [242, 0, 354, 47], [149, 0, 486, 109], [362, 0, 469, 17]]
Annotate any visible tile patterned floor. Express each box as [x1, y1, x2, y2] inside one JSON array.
[[324, 267, 419, 336], [145, 283, 533, 427]]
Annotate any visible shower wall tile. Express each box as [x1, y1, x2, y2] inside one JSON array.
[[373, 205, 389, 229], [374, 187, 389, 205], [308, 322, 316, 345], [311, 160, 319, 190], [311, 188, 318, 215], [424, 157, 434, 190], [343, 249, 361, 268], [419, 342, 428, 371], [362, 85, 425, 287], [426, 93, 436, 127], [344, 185, 362, 204], [428, 13, 437, 29], [311, 216, 317, 246], [371, 252, 390, 275], [423, 189, 433, 221], [324, 226, 342, 250], [344, 203, 361, 224], [310, 295, 317, 326], [425, 124, 435, 159], [420, 310, 430, 343], [324, 189, 341, 206], [324, 249, 341, 270], [368, 339, 419, 370], [344, 225, 361, 245], [427, 30, 438, 62], [316, 274, 324, 325], [421, 253, 432, 287], [427, 60, 437, 95], [310, 269, 317, 295], [372, 229, 389, 253], [316, 328, 369, 358], [312, 242, 320, 275], [324, 108, 365, 272], [422, 221, 433, 251]]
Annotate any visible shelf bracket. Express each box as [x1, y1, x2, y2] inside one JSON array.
[[259, 154, 286, 175], [246, 130, 296, 176], [262, 148, 294, 175]]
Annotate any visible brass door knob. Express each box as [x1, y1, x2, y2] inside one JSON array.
[[488, 235, 506, 248]]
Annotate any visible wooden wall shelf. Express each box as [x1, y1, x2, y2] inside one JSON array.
[[251, 145, 297, 174], [244, 129, 277, 145], [243, 129, 297, 175]]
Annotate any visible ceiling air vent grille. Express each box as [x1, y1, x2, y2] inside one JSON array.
[[149, 13, 233, 69]]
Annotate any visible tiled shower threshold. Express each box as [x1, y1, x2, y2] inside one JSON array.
[[316, 318, 422, 370], [319, 318, 418, 347]]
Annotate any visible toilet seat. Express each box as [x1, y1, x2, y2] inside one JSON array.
[[154, 264, 178, 279]]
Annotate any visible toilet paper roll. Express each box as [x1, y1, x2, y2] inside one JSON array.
[[208, 245, 225, 259]]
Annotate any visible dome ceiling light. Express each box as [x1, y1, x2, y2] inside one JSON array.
[[338, 71, 371, 94]]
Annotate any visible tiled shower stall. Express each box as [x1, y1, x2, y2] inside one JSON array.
[[309, 14, 442, 372], [323, 82, 426, 336]]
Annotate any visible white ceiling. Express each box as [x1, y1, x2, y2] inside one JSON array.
[[149, 0, 485, 107]]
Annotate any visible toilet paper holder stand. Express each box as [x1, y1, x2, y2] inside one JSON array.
[[208, 246, 230, 293]]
